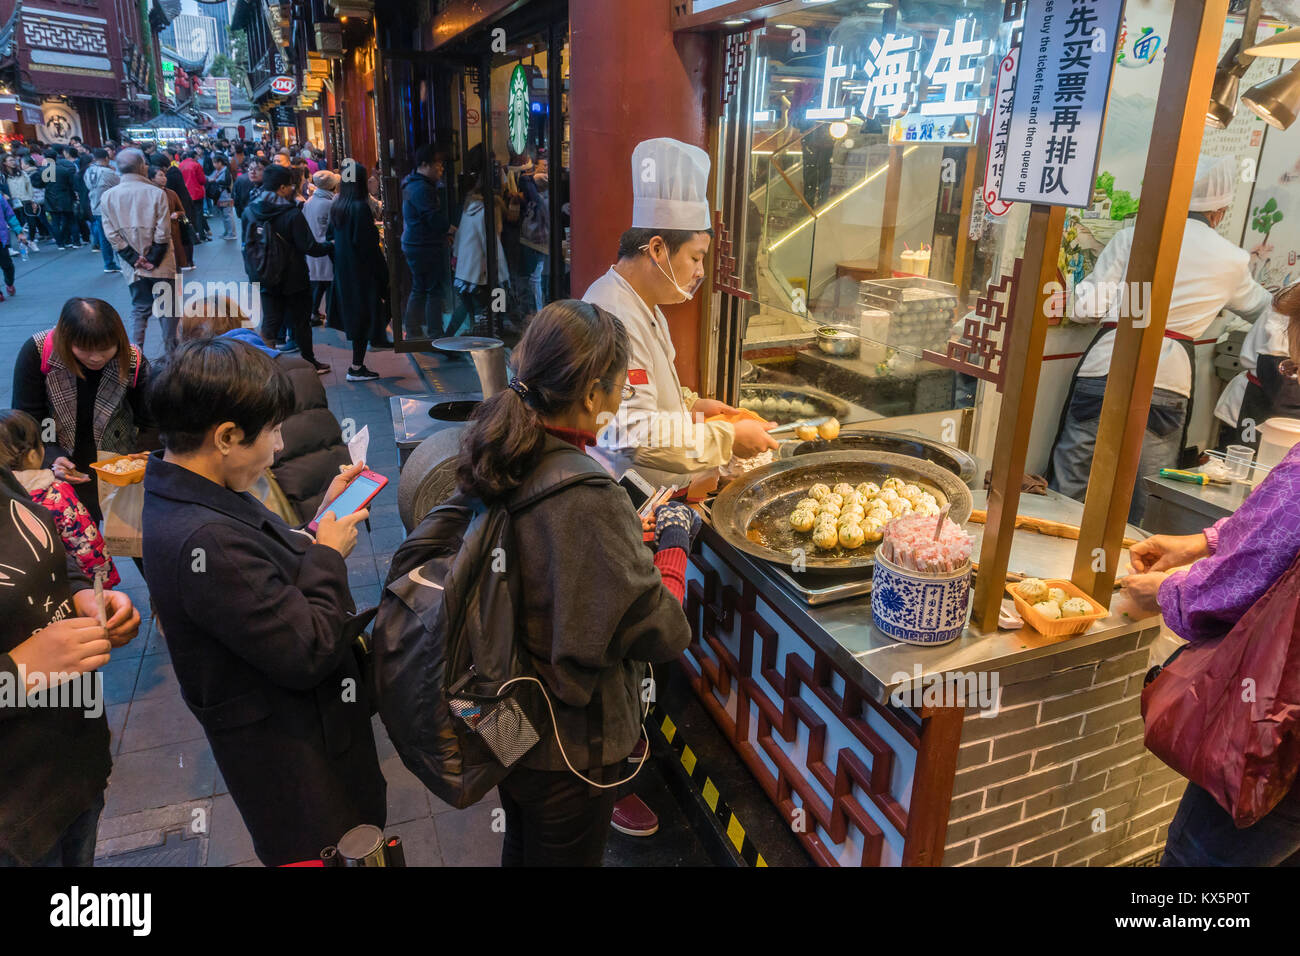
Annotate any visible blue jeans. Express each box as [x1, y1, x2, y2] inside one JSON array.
[[91, 217, 116, 270], [215, 202, 236, 238], [520, 245, 548, 315], [0, 793, 104, 867], [1049, 375, 1186, 526], [51, 210, 78, 247], [401, 244, 450, 339], [1162, 782, 1300, 866]]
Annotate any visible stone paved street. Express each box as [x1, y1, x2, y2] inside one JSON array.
[[0, 234, 506, 866]]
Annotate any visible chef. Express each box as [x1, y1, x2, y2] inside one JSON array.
[[585, 137, 779, 493], [1214, 284, 1300, 449], [1048, 154, 1271, 523]]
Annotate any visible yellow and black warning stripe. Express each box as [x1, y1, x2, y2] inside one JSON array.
[[651, 708, 766, 867]]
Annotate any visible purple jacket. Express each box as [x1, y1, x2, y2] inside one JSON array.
[[0, 193, 17, 246], [1159, 442, 1300, 642]]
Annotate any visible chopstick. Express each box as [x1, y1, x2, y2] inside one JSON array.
[[638, 485, 677, 519]]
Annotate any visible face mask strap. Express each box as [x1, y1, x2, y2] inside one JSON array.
[[639, 240, 694, 301]]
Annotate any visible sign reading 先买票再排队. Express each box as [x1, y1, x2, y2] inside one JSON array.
[[998, 0, 1125, 207]]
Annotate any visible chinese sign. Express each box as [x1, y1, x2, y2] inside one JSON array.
[[508, 64, 530, 155], [998, 0, 1125, 207], [983, 46, 1019, 217], [807, 17, 990, 123], [215, 77, 232, 115], [887, 114, 975, 146]]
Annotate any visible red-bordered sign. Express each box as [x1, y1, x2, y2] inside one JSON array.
[[983, 46, 1017, 218], [270, 75, 296, 96]]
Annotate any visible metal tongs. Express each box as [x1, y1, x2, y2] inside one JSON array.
[[769, 416, 830, 436]]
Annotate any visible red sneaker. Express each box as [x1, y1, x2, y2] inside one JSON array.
[[610, 794, 659, 837], [4, 285, 12, 296], [627, 737, 648, 764]]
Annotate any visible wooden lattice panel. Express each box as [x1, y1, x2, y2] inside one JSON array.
[[682, 546, 923, 866]]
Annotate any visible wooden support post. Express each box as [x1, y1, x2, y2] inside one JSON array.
[[878, 144, 904, 276], [971, 203, 1065, 632], [1072, 0, 1230, 601], [901, 704, 964, 866]]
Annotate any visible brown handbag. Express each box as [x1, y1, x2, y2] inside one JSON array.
[[1141, 549, 1300, 827]]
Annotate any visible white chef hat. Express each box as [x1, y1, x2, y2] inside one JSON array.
[[630, 137, 712, 231], [1189, 154, 1237, 212]]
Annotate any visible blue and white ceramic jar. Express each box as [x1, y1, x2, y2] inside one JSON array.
[[871, 552, 972, 646]]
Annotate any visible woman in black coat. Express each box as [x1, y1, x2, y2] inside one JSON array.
[[141, 338, 385, 866], [327, 164, 391, 382]]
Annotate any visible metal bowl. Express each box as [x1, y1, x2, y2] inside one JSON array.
[[816, 325, 860, 356], [784, 429, 979, 486], [711, 450, 973, 571]]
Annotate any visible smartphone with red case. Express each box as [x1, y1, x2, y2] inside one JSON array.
[[307, 469, 389, 534]]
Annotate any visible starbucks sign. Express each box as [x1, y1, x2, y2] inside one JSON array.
[[507, 64, 530, 156]]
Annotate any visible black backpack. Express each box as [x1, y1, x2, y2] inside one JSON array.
[[371, 445, 611, 809], [243, 209, 291, 287]]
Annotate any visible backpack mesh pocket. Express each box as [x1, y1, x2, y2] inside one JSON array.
[[449, 694, 539, 767]]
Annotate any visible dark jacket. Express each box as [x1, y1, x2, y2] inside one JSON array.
[[0, 467, 106, 865], [40, 159, 78, 212], [326, 199, 388, 344], [272, 351, 352, 522], [162, 165, 196, 225], [232, 174, 261, 219], [141, 453, 386, 866], [508, 436, 691, 771], [73, 159, 91, 217], [246, 195, 331, 294], [399, 171, 449, 249]]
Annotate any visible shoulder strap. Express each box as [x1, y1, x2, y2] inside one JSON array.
[[506, 446, 612, 514], [129, 345, 142, 387], [39, 330, 54, 374]]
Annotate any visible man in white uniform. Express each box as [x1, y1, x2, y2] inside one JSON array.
[[1214, 293, 1300, 449], [585, 138, 778, 494], [1049, 155, 1270, 523]]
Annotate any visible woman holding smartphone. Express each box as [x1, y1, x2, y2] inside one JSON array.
[[141, 337, 385, 866]]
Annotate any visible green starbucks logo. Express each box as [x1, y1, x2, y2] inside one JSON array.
[[508, 64, 529, 156]]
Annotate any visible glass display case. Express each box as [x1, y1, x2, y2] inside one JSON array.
[[709, 1, 1030, 452]]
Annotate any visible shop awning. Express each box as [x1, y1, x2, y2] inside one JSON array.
[[0, 95, 18, 125]]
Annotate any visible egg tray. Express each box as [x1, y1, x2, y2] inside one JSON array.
[[1005, 579, 1107, 638]]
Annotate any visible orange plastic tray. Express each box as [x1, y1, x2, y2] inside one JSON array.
[[91, 454, 147, 486], [1005, 578, 1107, 638]]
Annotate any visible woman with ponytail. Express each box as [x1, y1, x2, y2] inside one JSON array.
[[456, 299, 694, 866]]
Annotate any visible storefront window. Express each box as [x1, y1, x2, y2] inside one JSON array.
[[718, 0, 1178, 465]]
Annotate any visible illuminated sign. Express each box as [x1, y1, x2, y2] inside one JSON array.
[[805, 17, 989, 123], [887, 113, 975, 146], [507, 64, 529, 155], [270, 75, 296, 96]]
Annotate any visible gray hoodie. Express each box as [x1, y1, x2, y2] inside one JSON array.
[[83, 163, 121, 217]]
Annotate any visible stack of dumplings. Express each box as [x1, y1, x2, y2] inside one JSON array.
[[788, 476, 942, 551], [1014, 577, 1093, 619]]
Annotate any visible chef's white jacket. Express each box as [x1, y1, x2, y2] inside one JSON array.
[[583, 267, 734, 487], [1073, 219, 1271, 397], [1214, 307, 1290, 425]]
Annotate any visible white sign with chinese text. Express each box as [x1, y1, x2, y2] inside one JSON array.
[[984, 46, 1019, 217], [998, 0, 1124, 207]]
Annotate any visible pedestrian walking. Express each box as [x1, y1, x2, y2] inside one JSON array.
[[0, 191, 21, 299], [100, 148, 180, 353], [208, 154, 237, 239], [40, 148, 79, 250], [19, 157, 50, 246], [179, 150, 210, 242], [83, 148, 122, 274], [243, 164, 333, 372], [327, 164, 391, 381], [303, 170, 336, 325], [399, 145, 453, 339]]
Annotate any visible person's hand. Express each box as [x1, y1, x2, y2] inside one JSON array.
[[170, 212, 180, 220], [321, 461, 366, 513], [73, 588, 141, 647], [654, 501, 702, 552], [1117, 571, 1169, 616], [1127, 533, 1209, 574], [732, 417, 780, 458], [7, 618, 111, 691], [692, 398, 738, 419], [316, 509, 369, 558], [51, 456, 90, 484]]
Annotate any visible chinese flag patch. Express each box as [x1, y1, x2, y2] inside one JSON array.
[[628, 368, 650, 385]]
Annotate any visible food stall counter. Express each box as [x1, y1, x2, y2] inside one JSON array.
[[1141, 472, 1252, 535]]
